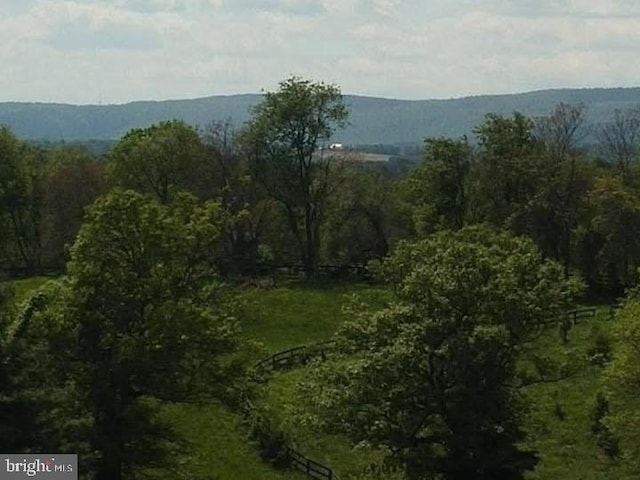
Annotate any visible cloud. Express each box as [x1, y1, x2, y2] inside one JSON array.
[[219, 0, 325, 15], [1, 0, 640, 103], [48, 20, 160, 51]]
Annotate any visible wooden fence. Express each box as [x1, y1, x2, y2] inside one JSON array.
[[251, 263, 371, 280], [609, 304, 622, 318], [246, 341, 339, 480], [286, 447, 336, 480], [542, 307, 597, 326], [254, 341, 335, 372], [566, 307, 597, 324]]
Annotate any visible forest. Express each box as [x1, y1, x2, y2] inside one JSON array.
[[2, 76, 640, 480]]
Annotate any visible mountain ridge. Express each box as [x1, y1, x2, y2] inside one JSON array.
[[2, 87, 639, 145]]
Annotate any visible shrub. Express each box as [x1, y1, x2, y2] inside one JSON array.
[[586, 327, 613, 366]]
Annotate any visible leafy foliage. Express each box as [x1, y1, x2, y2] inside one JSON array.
[[107, 120, 211, 203], [241, 76, 348, 276], [13, 190, 242, 479], [302, 226, 581, 480], [603, 294, 640, 468]]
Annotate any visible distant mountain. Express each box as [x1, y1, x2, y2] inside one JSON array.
[[1, 88, 639, 146]]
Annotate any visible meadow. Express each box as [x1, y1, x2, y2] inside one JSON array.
[[6, 277, 635, 480]]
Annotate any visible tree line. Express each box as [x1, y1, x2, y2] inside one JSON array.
[[1, 79, 640, 294]]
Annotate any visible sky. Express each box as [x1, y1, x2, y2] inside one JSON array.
[[1, 0, 640, 104]]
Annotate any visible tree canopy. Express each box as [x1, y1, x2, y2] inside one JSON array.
[[303, 226, 581, 480], [14, 190, 241, 479]]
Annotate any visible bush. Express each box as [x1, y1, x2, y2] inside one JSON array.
[[586, 327, 613, 366], [247, 411, 291, 469], [590, 393, 620, 458]]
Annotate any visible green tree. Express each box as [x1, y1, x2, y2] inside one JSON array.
[[41, 146, 105, 267], [241, 76, 349, 277], [587, 175, 640, 290], [0, 127, 48, 272], [0, 283, 41, 451], [533, 103, 591, 277], [15, 190, 241, 480], [322, 158, 402, 265], [403, 137, 472, 234], [303, 226, 581, 480], [469, 112, 541, 227], [107, 120, 211, 204], [203, 121, 274, 274], [603, 293, 640, 467], [469, 106, 593, 277]]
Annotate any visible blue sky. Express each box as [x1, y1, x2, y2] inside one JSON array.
[[1, 0, 639, 104]]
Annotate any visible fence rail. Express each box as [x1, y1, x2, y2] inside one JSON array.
[[254, 341, 335, 372], [609, 304, 622, 318], [542, 307, 598, 326], [566, 307, 597, 324], [0, 266, 64, 278], [286, 447, 335, 480], [251, 263, 371, 280]]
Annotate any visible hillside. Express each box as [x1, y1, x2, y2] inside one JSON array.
[[1, 87, 639, 145]]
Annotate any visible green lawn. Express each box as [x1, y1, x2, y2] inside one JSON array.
[[160, 402, 307, 480], [522, 306, 636, 480], [239, 281, 392, 351], [251, 289, 637, 480], [4, 276, 52, 305]]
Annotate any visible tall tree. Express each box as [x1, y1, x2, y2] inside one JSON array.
[[534, 103, 591, 276], [0, 127, 47, 272], [41, 146, 105, 267], [303, 226, 581, 480], [469, 112, 541, 227], [203, 121, 274, 274], [15, 190, 240, 480], [241, 76, 349, 277], [597, 107, 640, 183], [403, 137, 472, 234]]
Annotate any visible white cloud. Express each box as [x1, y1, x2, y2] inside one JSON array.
[[0, 0, 639, 103]]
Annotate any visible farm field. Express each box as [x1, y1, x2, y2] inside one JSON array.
[[4, 277, 637, 480]]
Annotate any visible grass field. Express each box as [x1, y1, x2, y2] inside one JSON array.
[[6, 276, 52, 304], [4, 277, 637, 479], [246, 288, 638, 480]]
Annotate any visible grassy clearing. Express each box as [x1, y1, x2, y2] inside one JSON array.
[[255, 290, 635, 480], [7, 278, 636, 479], [159, 282, 393, 480], [522, 306, 635, 480], [3, 276, 52, 305], [239, 281, 392, 351], [161, 402, 307, 480]]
